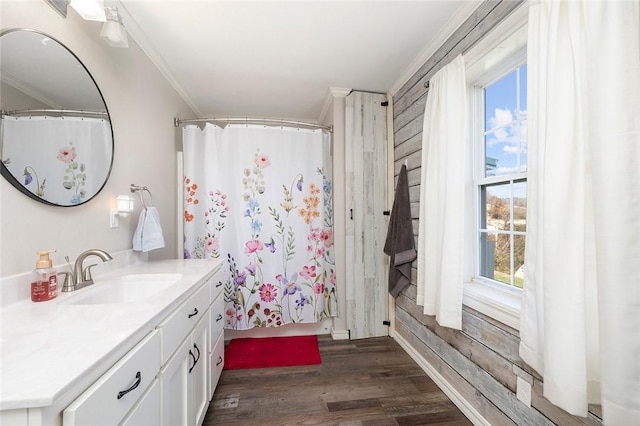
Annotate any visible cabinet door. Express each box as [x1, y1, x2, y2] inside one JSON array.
[[161, 339, 190, 426], [120, 379, 160, 426], [190, 315, 209, 426], [345, 90, 389, 339]]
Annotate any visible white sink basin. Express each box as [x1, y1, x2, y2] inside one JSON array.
[[60, 273, 182, 305]]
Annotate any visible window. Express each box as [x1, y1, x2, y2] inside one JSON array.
[[477, 64, 527, 289], [462, 5, 528, 330]]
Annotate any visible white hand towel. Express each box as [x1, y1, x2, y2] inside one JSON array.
[[132, 207, 166, 252]]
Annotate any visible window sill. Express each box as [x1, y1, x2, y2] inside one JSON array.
[[462, 281, 521, 330]]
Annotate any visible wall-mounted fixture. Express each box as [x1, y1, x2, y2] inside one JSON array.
[[100, 7, 129, 48], [110, 194, 134, 228], [69, 0, 107, 22]]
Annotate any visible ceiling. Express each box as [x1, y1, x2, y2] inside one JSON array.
[[116, 1, 478, 123]]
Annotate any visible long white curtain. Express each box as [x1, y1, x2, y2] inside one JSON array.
[[520, 1, 640, 422], [417, 55, 467, 330], [182, 124, 337, 330]]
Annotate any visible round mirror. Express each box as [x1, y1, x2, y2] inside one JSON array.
[[0, 29, 113, 206]]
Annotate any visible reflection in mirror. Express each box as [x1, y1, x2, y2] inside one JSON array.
[[0, 29, 113, 206]]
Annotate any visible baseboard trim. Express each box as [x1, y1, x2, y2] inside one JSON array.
[[330, 328, 350, 340], [393, 333, 490, 426]]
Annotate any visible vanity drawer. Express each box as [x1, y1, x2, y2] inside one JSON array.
[[209, 271, 224, 305], [208, 333, 225, 401], [63, 330, 161, 426], [160, 282, 210, 363], [209, 292, 225, 352], [120, 378, 160, 426]]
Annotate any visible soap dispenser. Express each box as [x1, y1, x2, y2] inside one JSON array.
[[31, 250, 58, 302]]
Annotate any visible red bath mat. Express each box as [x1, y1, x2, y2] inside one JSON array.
[[224, 335, 321, 369]]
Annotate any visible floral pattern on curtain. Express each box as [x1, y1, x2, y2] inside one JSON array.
[[1, 116, 112, 205], [182, 124, 337, 330]]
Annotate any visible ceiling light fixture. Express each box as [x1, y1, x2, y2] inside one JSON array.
[[69, 0, 106, 22], [100, 7, 129, 48]]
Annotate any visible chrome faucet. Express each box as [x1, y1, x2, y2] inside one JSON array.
[[61, 249, 113, 292]]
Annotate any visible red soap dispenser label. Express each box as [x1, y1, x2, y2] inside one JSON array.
[[31, 280, 49, 302], [48, 275, 58, 299]]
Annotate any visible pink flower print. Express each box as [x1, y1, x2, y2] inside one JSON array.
[[205, 237, 219, 253], [300, 265, 316, 280], [321, 230, 334, 248], [259, 283, 277, 303], [57, 146, 77, 163], [225, 308, 235, 325], [308, 228, 321, 242], [254, 153, 271, 169], [316, 248, 324, 257], [244, 240, 264, 254], [313, 282, 325, 295]]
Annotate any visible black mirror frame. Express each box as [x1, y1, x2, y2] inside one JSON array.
[[0, 28, 114, 207]]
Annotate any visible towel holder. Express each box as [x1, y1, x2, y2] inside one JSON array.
[[130, 184, 154, 208]]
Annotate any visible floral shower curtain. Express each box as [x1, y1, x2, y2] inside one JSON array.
[[1, 116, 111, 205], [182, 123, 337, 330]]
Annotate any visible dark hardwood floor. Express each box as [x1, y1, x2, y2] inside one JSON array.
[[204, 335, 472, 425]]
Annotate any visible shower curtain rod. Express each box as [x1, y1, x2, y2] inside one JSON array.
[[174, 117, 333, 133], [1, 108, 109, 118]]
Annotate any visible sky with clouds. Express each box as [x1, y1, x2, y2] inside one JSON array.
[[484, 64, 528, 177]]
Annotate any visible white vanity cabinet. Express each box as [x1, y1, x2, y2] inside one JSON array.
[[0, 259, 224, 426], [159, 266, 224, 426]]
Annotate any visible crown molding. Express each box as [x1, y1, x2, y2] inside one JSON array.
[[329, 87, 352, 98], [388, 0, 482, 96], [115, 0, 201, 117], [318, 87, 352, 124], [0, 72, 62, 109]]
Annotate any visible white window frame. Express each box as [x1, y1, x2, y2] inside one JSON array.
[[462, 4, 528, 330]]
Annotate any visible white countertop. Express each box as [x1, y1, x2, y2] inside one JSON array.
[[0, 258, 221, 410]]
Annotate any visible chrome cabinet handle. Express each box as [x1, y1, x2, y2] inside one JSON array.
[[216, 314, 223, 322], [216, 281, 222, 288], [216, 356, 223, 366], [117, 371, 141, 400], [188, 307, 198, 318]]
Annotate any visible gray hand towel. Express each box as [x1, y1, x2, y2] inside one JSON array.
[[384, 164, 416, 297]]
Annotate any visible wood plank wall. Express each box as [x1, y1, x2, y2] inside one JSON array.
[[390, 1, 603, 424]]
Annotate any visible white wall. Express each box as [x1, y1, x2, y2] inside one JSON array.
[[0, 0, 195, 277]]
